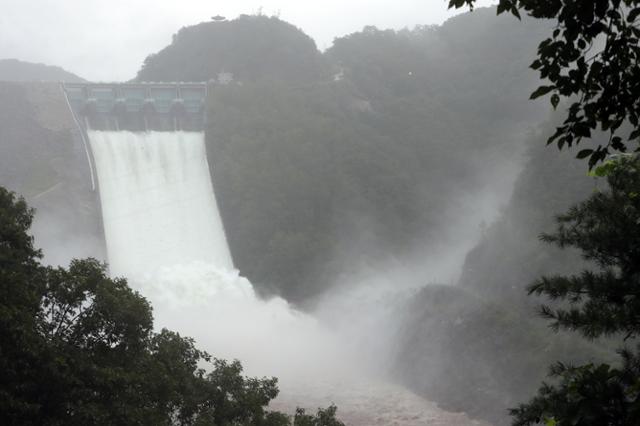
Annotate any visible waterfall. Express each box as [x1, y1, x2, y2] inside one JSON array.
[[89, 131, 233, 278], [87, 129, 353, 380]]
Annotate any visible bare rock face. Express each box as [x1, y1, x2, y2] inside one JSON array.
[[271, 379, 491, 426]]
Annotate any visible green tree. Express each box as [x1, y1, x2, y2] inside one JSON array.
[[509, 156, 640, 425], [0, 188, 46, 422], [449, 0, 640, 166], [293, 405, 344, 426], [0, 186, 345, 426]]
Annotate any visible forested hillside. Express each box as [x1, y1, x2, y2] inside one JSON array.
[[458, 122, 597, 304], [137, 9, 552, 301], [137, 11, 617, 423], [136, 15, 328, 84]]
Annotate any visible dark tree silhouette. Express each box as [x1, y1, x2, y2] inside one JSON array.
[[449, 0, 640, 166], [510, 156, 640, 425]]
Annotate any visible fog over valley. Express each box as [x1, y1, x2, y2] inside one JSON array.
[[1, 2, 639, 426]]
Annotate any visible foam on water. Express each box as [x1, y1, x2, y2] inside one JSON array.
[[88, 130, 358, 380]]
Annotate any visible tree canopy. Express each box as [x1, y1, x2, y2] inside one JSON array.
[[0, 186, 344, 426], [136, 15, 328, 84], [508, 155, 640, 425], [449, 0, 640, 166]]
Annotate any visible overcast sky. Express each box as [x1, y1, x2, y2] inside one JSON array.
[[0, 0, 495, 82]]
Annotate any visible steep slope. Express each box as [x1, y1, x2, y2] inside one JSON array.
[[391, 122, 612, 425], [202, 10, 552, 301], [0, 82, 102, 266], [458, 122, 597, 304]]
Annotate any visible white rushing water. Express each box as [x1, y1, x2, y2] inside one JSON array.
[[88, 130, 357, 380], [89, 131, 233, 277]]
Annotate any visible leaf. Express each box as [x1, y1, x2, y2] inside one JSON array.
[[496, 1, 510, 14], [628, 7, 640, 23], [576, 149, 594, 159], [551, 94, 560, 109], [591, 160, 616, 177], [531, 85, 555, 99], [590, 61, 603, 76], [611, 136, 624, 150]]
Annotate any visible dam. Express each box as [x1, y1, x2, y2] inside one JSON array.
[[58, 81, 346, 380], [63, 82, 207, 131], [57, 81, 491, 426], [62, 82, 232, 277]]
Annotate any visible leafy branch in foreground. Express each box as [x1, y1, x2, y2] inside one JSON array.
[[529, 155, 640, 341], [449, 0, 640, 167], [510, 353, 640, 426]]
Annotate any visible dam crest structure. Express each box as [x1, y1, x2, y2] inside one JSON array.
[[63, 81, 208, 132]]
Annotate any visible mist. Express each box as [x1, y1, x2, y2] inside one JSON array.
[[0, 3, 619, 426]]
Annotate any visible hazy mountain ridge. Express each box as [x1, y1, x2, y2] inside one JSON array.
[[136, 15, 329, 84], [0, 59, 85, 82]]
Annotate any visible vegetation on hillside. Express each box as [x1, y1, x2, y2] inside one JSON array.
[[448, 2, 640, 424], [459, 121, 596, 305], [167, 11, 550, 301], [511, 155, 640, 425], [136, 15, 328, 84], [132, 11, 640, 423]]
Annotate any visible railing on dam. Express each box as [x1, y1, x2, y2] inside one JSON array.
[[63, 82, 207, 132]]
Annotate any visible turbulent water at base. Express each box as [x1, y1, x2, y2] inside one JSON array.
[[88, 130, 355, 379], [88, 130, 489, 425]]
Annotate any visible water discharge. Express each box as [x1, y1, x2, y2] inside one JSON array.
[[88, 130, 356, 380], [89, 131, 233, 277]]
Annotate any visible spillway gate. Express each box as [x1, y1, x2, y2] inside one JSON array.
[[63, 82, 207, 132]]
